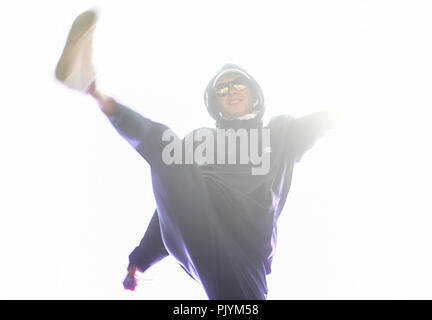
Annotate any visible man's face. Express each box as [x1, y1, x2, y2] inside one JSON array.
[[215, 73, 253, 119]]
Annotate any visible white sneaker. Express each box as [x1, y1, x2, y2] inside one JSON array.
[[55, 10, 98, 92]]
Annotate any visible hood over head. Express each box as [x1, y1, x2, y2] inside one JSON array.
[[204, 64, 265, 129]]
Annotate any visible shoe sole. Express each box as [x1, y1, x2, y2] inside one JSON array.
[[55, 10, 98, 82]]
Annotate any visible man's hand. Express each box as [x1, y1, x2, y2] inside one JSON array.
[[322, 106, 342, 130], [123, 263, 138, 291]]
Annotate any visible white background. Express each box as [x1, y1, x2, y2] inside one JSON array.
[[0, 0, 431, 299]]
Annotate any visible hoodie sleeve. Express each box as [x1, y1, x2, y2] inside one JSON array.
[[288, 110, 335, 161], [270, 110, 335, 162], [129, 209, 169, 272]]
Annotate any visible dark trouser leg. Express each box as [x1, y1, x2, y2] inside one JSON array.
[[109, 103, 266, 299]]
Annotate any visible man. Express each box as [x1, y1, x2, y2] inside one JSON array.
[[55, 10, 337, 300]]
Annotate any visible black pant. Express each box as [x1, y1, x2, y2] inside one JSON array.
[[109, 103, 267, 299]]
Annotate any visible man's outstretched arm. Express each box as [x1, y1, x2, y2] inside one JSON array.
[[123, 209, 169, 291], [287, 108, 340, 161]]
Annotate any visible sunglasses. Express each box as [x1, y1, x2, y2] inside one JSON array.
[[214, 78, 249, 97]]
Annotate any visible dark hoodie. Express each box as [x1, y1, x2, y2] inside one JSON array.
[[118, 64, 334, 296], [204, 64, 266, 129]]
